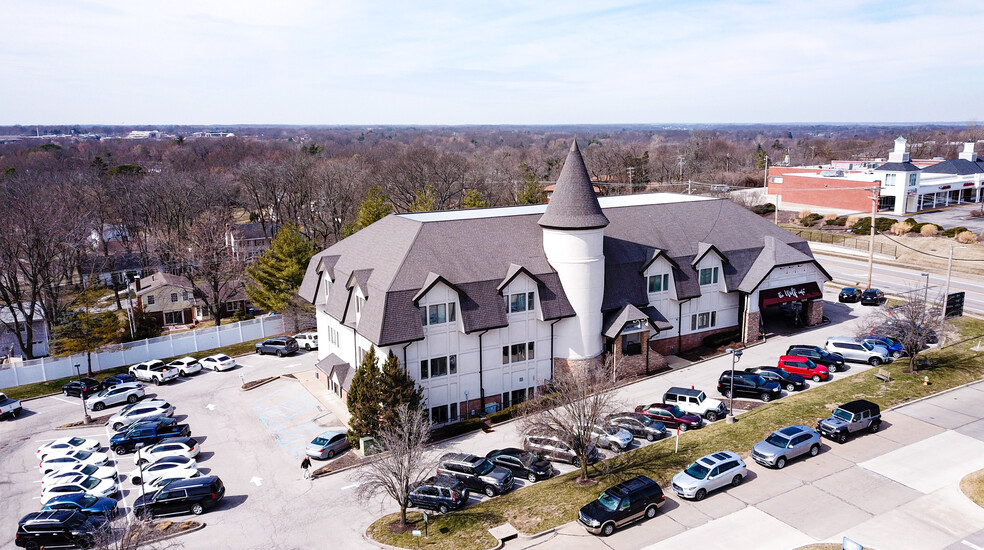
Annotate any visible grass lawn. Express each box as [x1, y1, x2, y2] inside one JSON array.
[[3, 337, 272, 401], [368, 316, 984, 550], [961, 469, 984, 509]]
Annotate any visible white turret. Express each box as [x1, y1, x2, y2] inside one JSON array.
[[539, 140, 608, 359]]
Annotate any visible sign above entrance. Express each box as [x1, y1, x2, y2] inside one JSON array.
[[760, 282, 823, 308]]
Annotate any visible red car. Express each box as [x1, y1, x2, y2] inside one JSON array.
[[777, 355, 829, 382], [633, 403, 703, 431]]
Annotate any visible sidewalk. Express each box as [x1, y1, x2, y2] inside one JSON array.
[[292, 369, 351, 427]]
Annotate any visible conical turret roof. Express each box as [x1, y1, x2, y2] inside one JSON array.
[[538, 140, 609, 230]]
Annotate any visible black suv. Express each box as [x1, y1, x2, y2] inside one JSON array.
[[485, 448, 553, 483], [578, 475, 665, 536], [785, 345, 845, 373], [408, 475, 468, 514], [817, 400, 881, 443], [717, 371, 782, 402], [132, 475, 225, 518], [745, 366, 806, 392], [15, 510, 106, 549], [62, 378, 102, 398], [255, 337, 299, 357], [436, 453, 514, 497]]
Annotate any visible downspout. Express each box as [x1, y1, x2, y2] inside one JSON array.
[[676, 298, 692, 354], [549, 319, 561, 380], [737, 291, 747, 343], [477, 330, 489, 415], [402, 342, 412, 373]]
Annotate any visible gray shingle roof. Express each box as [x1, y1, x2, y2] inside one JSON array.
[[316, 353, 352, 391], [875, 162, 921, 172], [538, 140, 610, 230], [920, 159, 984, 175]]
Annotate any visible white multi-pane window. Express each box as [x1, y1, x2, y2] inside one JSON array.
[[699, 267, 719, 286], [501, 342, 535, 364], [648, 273, 669, 293], [419, 355, 457, 379], [419, 302, 457, 326], [691, 311, 716, 330], [504, 292, 535, 313]]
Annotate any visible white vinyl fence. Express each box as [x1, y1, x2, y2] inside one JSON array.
[[0, 315, 285, 389]]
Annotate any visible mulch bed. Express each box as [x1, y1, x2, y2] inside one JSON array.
[[241, 376, 279, 391], [57, 415, 111, 429], [312, 451, 362, 477]]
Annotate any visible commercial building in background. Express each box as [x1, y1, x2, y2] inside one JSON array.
[[767, 138, 984, 215], [300, 141, 828, 425]]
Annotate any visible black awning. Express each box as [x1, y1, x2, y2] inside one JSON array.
[[759, 281, 823, 308]]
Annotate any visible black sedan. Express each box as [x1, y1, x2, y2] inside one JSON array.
[[860, 288, 885, 306], [746, 366, 806, 392], [485, 448, 553, 483], [62, 378, 102, 398], [838, 287, 862, 303]]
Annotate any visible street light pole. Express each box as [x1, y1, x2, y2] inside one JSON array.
[[921, 272, 930, 308], [125, 275, 136, 339], [74, 363, 92, 424], [866, 185, 880, 289], [725, 348, 742, 424]]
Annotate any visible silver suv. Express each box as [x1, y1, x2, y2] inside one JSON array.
[[671, 451, 746, 501], [824, 337, 891, 366], [752, 425, 821, 469]]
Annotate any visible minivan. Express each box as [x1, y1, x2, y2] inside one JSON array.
[[132, 475, 225, 518], [824, 337, 892, 366]]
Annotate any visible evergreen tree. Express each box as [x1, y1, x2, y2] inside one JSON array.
[[53, 287, 122, 375], [516, 172, 543, 205], [462, 188, 489, 209], [245, 223, 315, 331], [379, 351, 425, 427], [347, 346, 382, 446], [409, 185, 436, 212], [355, 186, 393, 230]]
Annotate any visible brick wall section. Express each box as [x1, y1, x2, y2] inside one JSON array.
[[650, 325, 738, 356], [804, 299, 824, 325], [769, 168, 875, 211], [743, 311, 763, 343]]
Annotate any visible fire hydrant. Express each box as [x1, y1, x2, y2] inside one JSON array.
[[923, 376, 930, 386]]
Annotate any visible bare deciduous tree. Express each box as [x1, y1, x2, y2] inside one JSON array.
[[358, 403, 434, 527], [856, 285, 943, 373], [91, 517, 184, 550]]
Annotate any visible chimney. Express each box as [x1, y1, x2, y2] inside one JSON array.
[[959, 141, 978, 162], [133, 275, 141, 292]]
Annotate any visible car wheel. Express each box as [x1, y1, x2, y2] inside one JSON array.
[[64, 389, 70, 396], [645, 504, 658, 519], [722, 389, 732, 399], [484, 485, 496, 497], [127, 394, 139, 404], [276, 350, 284, 357], [809, 444, 820, 457], [408, 498, 416, 509], [761, 393, 772, 403], [706, 411, 718, 422], [892, 351, 902, 359], [153, 377, 161, 386], [812, 374, 822, 382], [26, 542, 39, 550], [731, 474, 743, 487], [304, 344, 311, 351], [694, 489, 706, 501], [775, 457, 786, 469], [571, 457, 581, 467], [837, 432, 848, 444], [114, 446, 128, 455], [438, 504, 449, 514], [786, 383, 796, 392], [112, 422, 124, 431], [679, 423, 689, 432], [601, 522, 615, 537], [528, 472, 537, 483], [326, 449, 335, 459], [93, 402, 105, 411], [256, 349, 264, 356], [131, 476, 141, 485], [646, 433, 655, 442], [869, 357, 882, 367], [137, 458, 148, 466], [869, 421, 880, 433], [191, 503, 204, 515], [827, 365, 837, 373]]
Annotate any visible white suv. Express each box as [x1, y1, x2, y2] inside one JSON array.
[[662, 387, 728, 422], [824, 337, 892, 366], [294, 332, 318, 351], [129, 360, 179, 385]]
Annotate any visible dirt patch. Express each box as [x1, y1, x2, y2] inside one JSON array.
[[57, 414, 111, 429], [312, 451, 362, 476], [384, 518, 418, 535], [241, 376, 279, 391]]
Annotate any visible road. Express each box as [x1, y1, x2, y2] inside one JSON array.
[[814, 252, 984, 315]]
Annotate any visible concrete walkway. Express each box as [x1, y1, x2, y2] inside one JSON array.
[[293, 369, 351, 426]]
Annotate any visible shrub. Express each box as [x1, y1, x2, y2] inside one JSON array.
[[702, 329, 741, 349], [850, 216, 896, 235], [943, 226, 969, 238], [956, 231, 978, 244], [920, 224, 939, 236], [823, 213, 839, 221], [750, 203, 776, 215], [798, 209, 813, 220], [845, 215, 861, 227], [428, 418, 485, 441], [904, 218, 918, 225], [890, 221, 912, 236], [800, 212, 823, 227], [825, 217, 847, 226], [488, 405, 520, 423]]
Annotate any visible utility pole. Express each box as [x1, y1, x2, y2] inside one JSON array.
[[677, 156, 684, 183], [866, 184, 880, 289], [764, 155, 770, 188]]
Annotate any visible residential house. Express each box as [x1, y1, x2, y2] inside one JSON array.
[[225, 223, 279, 262], [0, 305, 49, 358], [133, 272, 251, 327]]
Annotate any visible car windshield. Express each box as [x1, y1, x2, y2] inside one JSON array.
[[597, 491, 620, 512], [95, 388, 110, 397], [517, 451, 536, 466], [637, 416, 653, 426], [749, 375, 766, 385], [81, 476, 100, 489], [862, 341, 875, 351], [68, 437, 84, 446], [601, 425, 618, 435], [312, 437, 329, 446], [765, 433, 791, 447], [832, 408, 854, 421], [74, 450, 91, 460], [684, 462, 710, 480], [475, 459, 494, 476], [81, 464, 97, 475], [78, 494, 98, 507]]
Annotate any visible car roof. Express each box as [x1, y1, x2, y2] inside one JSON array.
[[163, 475, 219, 489], [154, 436, 194, 446], [697, 450, 739, 466], [314, 429, 346, 439], [608, 475, 657, 497], [776, 425, 811, 437], [665, 387, 702, 397], [838, 400, 879, 413], [787, 345, 821, 351]]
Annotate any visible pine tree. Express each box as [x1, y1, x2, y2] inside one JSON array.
[[462, 188, 488, 209], [516, 172, 543, 205], [245, 223, 315, 331], [379, 351, 425, 427], [347, 346, 382, 446], [355, 186, 393, 230]]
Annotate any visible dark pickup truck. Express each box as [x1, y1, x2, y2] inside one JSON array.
[[110, 417, 190, 454]]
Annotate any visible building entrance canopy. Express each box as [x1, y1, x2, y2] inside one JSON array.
[[759, 281, 823, 308]]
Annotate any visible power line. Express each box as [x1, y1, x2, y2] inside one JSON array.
[[875, 230, 984, 262]]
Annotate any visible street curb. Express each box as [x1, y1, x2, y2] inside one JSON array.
[[886, 377, 984, 413], [147, 520, 206, 543]]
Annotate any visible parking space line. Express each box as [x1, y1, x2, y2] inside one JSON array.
[[51, 397, 77, 405]]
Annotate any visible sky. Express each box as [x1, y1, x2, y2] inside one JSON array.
[[3, 0, 983, 126]]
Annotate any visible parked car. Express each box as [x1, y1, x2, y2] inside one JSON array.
[[436, 452, 514, 497], [142, 470, 203, 493], [606, 412, 667, 442], [752, 425, 822, 469], [41, 493, 119, 519], [255, 336, 299, 356], [860, 288, 886, 305], [408, 475, 468, 514], [132, 475, 226, 518], [523, 434, 601, 467], [108, 400, 174, 431], [671, 451, 747, 501], [38, 437, 101, 461], [863, 335, 905, 359], [129, 360, 179, 385], [133, 437, 200, 466], [0, 391, 23, 420], [61, 377, 102, 398], [39, 450, 110, 474], [662, 386, 728, 422], [294, 331, 319, 351], [101, 373, 137, 387], [41, 474, 119, 505], [586, 424, 634, 452], [744, 366, 806, 392], [776, 355, 830, 382], [823, 337, 892, 366], [86, 382, 145, 412], [838, 287, 862, 303], [817, 399, 881, 443], [485, 448, 553, 482], [42, 463, 117, 487], [167, 356, 203, 376], [15, 510, 106, 550], [305, 429, 351, 460], [785, 345, 846, 372], [717, 371, 782, 402], [110, 418, 191, 455], [634, 403, 703, 431], [126, 455, 198, 485], [201, 353, 236, 372], [578, 475, 665, 536]]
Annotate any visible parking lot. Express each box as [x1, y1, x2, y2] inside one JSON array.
[[1, 291, 900, 549]]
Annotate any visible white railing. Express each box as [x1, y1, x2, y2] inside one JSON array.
[[0, 315, 285, 389]]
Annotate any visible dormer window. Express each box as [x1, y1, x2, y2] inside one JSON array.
[[420, 302, 457, 326], [699, 267, 719, 286], [648, 274, 669, 293], [356, 296, 365, 314], [505, 292, 535, 313]]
